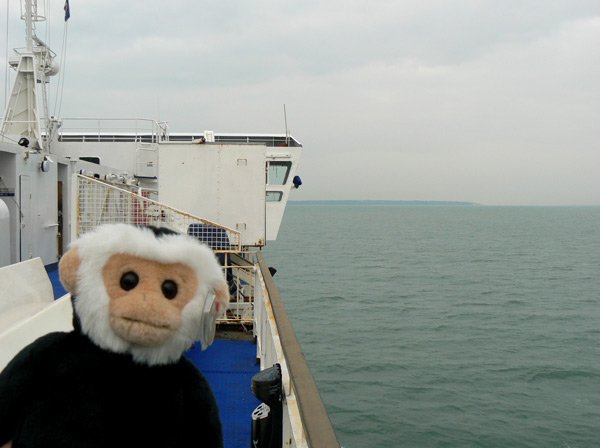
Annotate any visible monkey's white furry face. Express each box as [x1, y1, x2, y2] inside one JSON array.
[[67, 224, 228, 366]]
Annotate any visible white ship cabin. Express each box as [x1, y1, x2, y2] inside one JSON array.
[[1, 118, 302, 268], [53, 121, 302, 246]]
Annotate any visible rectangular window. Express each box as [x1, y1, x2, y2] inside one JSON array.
[[266, 191, 283, 202], [268, 162, 292, 185]]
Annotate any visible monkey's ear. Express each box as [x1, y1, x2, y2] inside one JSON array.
[[59, 247, 81, 294], [213, 280, 230, 315]]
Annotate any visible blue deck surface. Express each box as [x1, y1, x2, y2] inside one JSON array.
[[47, 263, 68, 299], [48, 267, 260, 448], [186, 340, 261, 448]]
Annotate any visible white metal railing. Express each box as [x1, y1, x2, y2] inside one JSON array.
[[72, 174, 240, 251], [254, 262, 307, 448], [57, 118, 169, 143], [219, 259, 255, 323], [72, 174, 249, 323], [72, 174, 267, 323]]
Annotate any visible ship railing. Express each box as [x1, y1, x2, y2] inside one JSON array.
[[72, 174, 240, 250], [71, 174, 260, 323], [253, 252, 340, 448], [72, 173, 241, 249], [217, 254, 256, 325], [55, 118, 169, 143]]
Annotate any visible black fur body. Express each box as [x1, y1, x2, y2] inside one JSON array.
[[0, 328, 223, 448]]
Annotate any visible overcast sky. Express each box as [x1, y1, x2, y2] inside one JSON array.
[[2, 0, 599, 205]]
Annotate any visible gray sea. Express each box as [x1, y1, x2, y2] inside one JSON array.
[[264, 205, 600, 448]]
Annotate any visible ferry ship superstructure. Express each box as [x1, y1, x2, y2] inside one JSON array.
[[0, 1, 339, 447]]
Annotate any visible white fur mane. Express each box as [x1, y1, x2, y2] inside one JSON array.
[[71, 224, 226, 366]]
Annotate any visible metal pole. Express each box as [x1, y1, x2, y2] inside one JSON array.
[[24, 0, 33, 53], [283, 104, 289, 146]]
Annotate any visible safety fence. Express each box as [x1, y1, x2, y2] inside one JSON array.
[[71, 174, 253, 323], [253, 255, 305, 447], [57, 118, 168, 143], [72, 174, 240, 250], [253, 253, 341, 448]]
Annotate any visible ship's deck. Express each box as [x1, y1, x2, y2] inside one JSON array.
[[48, 267, 260, 448], [186, 339, 261, 448]]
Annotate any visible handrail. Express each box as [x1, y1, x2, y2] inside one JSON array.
[[72, 174, 241, 251], [57, 118, 169, 142], [256, 252, 340, 448]]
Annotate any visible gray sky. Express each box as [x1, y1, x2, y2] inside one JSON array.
[[2, 0, 599, 205]]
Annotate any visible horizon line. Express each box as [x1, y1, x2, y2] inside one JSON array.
[[287, 200, 600, 207]]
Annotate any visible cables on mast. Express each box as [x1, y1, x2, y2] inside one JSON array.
[[3, 0, 10, 116], [53, 14, 68, 118]]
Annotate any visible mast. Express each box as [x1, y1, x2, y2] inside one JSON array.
[[24, 0, 34, 52], [1, 0, 57, 152]]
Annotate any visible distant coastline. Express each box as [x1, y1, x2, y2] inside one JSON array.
[[288, 200, 481, 206]]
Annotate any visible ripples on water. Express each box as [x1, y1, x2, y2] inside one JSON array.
[[264, 206, 600, 448]]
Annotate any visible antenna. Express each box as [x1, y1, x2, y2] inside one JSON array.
[[283, 104, 289, 146], [1, 0, 46, 149]]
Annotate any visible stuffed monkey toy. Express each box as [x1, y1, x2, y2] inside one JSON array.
[[0, 224, 230, 448]]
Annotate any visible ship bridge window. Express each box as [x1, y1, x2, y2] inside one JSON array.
[[267, 161, 292, 185], [79, 157, 100, 165], [266, 191, 283, 202]]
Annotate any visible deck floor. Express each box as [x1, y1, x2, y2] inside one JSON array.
[[48, 266, 260, 448], [186, 340, 261, 448]]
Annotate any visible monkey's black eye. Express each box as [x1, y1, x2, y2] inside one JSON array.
[[162, 280, 178, 299], [120, 272, 139, 291]]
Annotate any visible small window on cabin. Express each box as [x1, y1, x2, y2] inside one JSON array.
[[266, 191, 283, 202], [268, 162, 292, 185], [79, 157, 101, 165]]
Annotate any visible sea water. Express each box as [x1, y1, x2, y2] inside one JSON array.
[[264, 205, 600, 448]]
